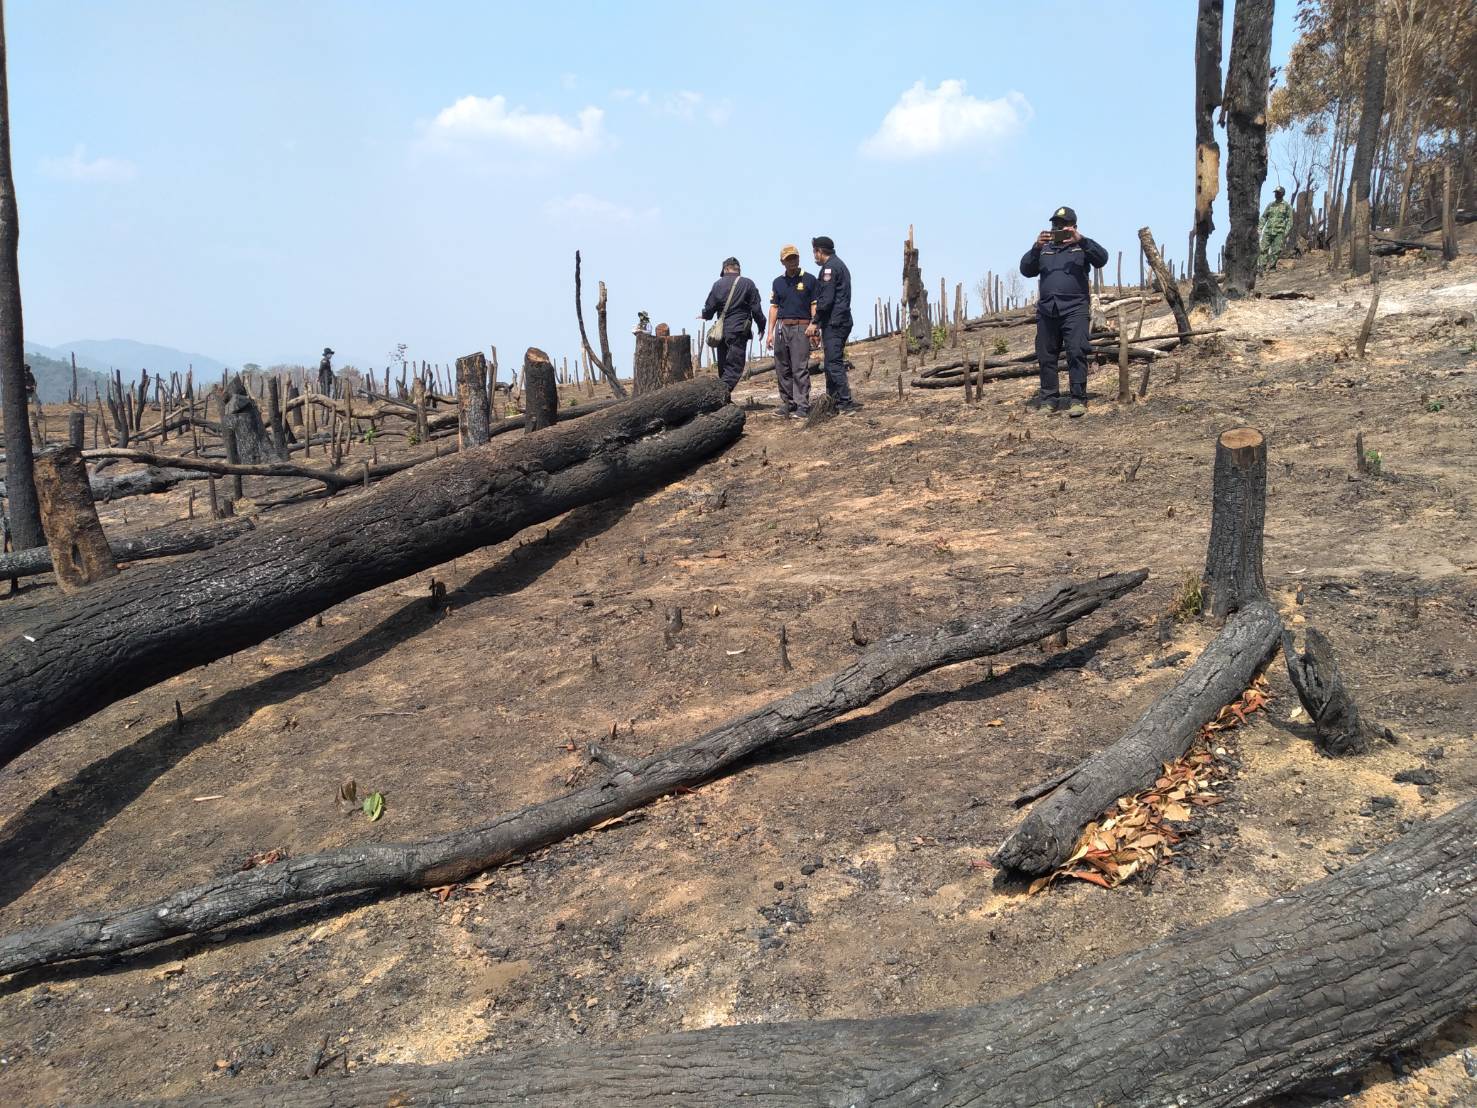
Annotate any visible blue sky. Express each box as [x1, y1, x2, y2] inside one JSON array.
[[10, 1, 1299, 375]]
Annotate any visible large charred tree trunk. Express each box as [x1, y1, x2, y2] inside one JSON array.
[[455, 351, 491, 447], [1191, 0, 1225, 307], [154, 797, 1477, 1108], [0, 3, 41, 549], [0, 379, 743, 767], [522, 347, 558, 432], [0, 570, 1147, 978], [632, 332, 694, 396], [1201, 426, 1268, 619], [903, 234, 929, 349], [1222, 0, 1275, 296], [30, 446, 117, 593], [1350, 7, 1388, 277], [220, 376, 274, 465]]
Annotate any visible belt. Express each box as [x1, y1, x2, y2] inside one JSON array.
[[779, 319, 811, 326]]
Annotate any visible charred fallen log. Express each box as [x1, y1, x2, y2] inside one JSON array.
[[0, 569, 1147, 977], [155, 795, 1477, 1108], [0, 516, 255, 580], [0, 380, 743, 768], [995, 600, 1282, 875]]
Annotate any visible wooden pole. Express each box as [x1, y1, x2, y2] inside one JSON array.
[[1442, 163, 1458, 262], [1116, 305, 1131, 403]]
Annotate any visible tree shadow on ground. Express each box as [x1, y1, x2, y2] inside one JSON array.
[[0, 497, 637, 912]]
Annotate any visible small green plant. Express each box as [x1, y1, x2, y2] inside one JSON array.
[[362, 427, 377, 445], [992, 337, 1009, 355], [1426, 399, 1444, 412], [1363, 448, 1383, 475], [931, 323, 948, 352], [407, 430, 421, 446], [907, 335, 921, 355], [1173, 572, 1203, 621]]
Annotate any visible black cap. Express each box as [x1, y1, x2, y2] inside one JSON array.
[[1273, 186, 1285, 197], [811, 235, 834, 252], [323, 347, 334, 356], [1049, 206, 1077, 226], [722, 256, 741, 273]]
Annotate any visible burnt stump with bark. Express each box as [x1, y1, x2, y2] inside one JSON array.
[[1201, 426, 1267, 620], [1283, 625, 1383, 756], [522, 347, 558, 432], [632, 332, 694, 396]]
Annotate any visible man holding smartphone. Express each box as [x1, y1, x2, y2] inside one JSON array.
[[1019, 206, 1108, 417]]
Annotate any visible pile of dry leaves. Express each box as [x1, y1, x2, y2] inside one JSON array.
[[1029, 676, 1272, 894]]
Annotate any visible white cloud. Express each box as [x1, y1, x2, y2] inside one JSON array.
[[544, 192, 659, 225], [861, 81, 1031, 159], [427, 95, 605, 155], [40, 145, 137, 183]]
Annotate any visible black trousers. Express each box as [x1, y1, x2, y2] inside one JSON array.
[[1034, 304, 1091, 401], [715, 334, 748, 391], [819, 314, 852, 403]]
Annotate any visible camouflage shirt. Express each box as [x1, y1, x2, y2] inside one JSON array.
[[1260, 200, 1292, 236]]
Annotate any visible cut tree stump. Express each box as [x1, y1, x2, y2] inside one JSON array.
[[995, 600, 1282, 875], [522, 347, 558, 432], [456, 351, 492, 447], [0, 379, 743, 768], [0, 515, 255, 580], [1201, 426, 1268, 620], [31, 446, 118, 593], [153, 795, 1477, 1108], [220, 376, 275, 465], [1283, 625, 1382, 755], [633, 332, 694, 396], [0, 569, 1147, 977]]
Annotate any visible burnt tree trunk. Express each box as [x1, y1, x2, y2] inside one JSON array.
[[66, 410, 84, 450], [0, 515, 254, 580], [0, 379, 743, 767], [903, 236, 929, 350], [0, 569, 1147, 977], [0, 6, 41, 549], [31, 446, 118, 593], [1283, 626, 1381, 755], [1201, 426, 1268, 620], [995, 600, 1282, 875], [265, 377, 288, 460], [1137, 227, 1192, 334], [220, 376, 274, 465], [1349, 6, 1388, 277], [455, 351, 491, 447], [522, 347, 558, 432], [1222, 0, 1275, 296], [632, 332, 694, 396], [1191, 0, 1225, 307], [152, 796, 1477, 1108]]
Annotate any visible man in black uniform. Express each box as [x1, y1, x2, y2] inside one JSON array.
[[1019, 206, 1108, 418], [702, 258, 765, 395], [766, 243, 817, 419], [318, 347, 335, 396], [807, 236, 860, 412]]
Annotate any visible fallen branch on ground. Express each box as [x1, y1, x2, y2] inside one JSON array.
[[0, 569, 1147, 977], [156, 795, 1477, 1108], [0, 516, 255, 580]]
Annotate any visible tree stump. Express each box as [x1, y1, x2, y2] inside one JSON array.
[[1283, 626, 1379, 755], [523, 348, 558, 432], [285, 383, 303, 430], [66, 410, 85, 450], [633, 332, 694, 396], [220, 376, 274, 465], [265, 376, 288, 460], [32, 446, 117, 593], [456, 351, 492, 447], [903, 235, 929, 349], [1201, 427, 1267, 620]]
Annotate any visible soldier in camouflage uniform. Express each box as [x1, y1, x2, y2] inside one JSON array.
[[1258, 187, 1293, 273]]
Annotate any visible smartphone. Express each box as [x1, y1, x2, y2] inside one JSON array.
[[1051, 228, 1072, 244]]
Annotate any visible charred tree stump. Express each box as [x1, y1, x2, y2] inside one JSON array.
[[633, 332, 694, 396], [0, 569, 1146, 977], [1190, 0, 1224, 307], [66, 410, 85, 450], [1201, 426, 1268, 620], [285, 383, 303, 431], [522, 347, 558, 432], [455, 351, 492, 447], [1137, 227, 1192, 335], [903, 233, 929, 350], [31, 446, 118, 593], [265, 376, 288, 460], [1222, 0, 1274, 295], [996, 600, 1282, 875], [1283, 626, 1381, 756], [149, 796, 1477, 1108], [0, 379, 744, 767], [0, 515, 254, 579]]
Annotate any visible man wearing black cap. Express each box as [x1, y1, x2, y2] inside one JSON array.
[[1020, 206, 1108, 417], [702, 258, 766, 395], [318, 347, 335, 396], [808, 236, 861, 413]]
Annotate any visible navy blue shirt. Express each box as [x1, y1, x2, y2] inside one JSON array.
[[702, 274, 766, 338], [1020, 236, 1109, 313], [770, 270, 818, 320], [815, 253, 852, 321]]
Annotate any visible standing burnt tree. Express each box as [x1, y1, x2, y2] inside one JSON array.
[[1222, 0, 1276, 297], [903, 230, 929, 350], [1191, 0, 1225, 306], [574, 251, 627, 398], [0, 0, 41, 549], [1349, 5, 1388, 277]]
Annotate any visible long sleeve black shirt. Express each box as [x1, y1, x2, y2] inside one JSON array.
[[703, 275, 766, 338], [814, 253, 852, 322], [1019, 236, 1109, 313]]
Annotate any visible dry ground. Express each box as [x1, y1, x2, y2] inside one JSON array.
[[1, 240, 1476, 1106]]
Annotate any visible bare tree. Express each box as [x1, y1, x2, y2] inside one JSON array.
[[1191, 0, 1225, 307], [1222, 0, 1276, 297], [1350, 4, 1389, 276], [0, 0, 42, 549]]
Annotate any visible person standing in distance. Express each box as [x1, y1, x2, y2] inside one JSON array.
[[1258, 186, 1293, 273], [1019, 206, 1108, 418], [807, 236, 861, 413], [701, 257, 766, 396], [766, 244, 817, 419], [318, 347, 336, 396]]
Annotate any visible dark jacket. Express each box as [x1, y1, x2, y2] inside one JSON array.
[[703, 274, 766, 339], [815, 253, 852, 322], [1020, 236, 1109, 313]]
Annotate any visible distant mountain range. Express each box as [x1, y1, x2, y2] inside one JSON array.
[[25, 338, 231, 379]]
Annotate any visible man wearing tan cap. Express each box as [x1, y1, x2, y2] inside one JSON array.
[[765, 244, 817, 419]]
